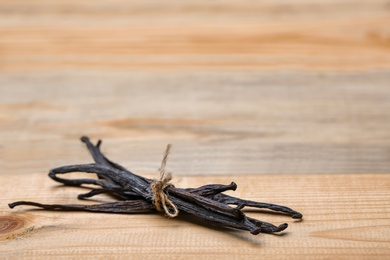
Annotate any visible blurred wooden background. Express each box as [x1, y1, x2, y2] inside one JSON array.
[[1, 0, 390, 258], [1, 0, 390, 71], [1, 1, 390, 175]]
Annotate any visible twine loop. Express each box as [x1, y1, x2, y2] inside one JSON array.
[[150, 144, 179, 218]]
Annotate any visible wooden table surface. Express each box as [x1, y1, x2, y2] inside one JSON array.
[[1, 1, 390, 259]]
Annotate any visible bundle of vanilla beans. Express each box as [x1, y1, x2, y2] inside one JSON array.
[[9, 136, 302, 235]]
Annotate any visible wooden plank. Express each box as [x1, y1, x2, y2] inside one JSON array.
[[0, 0, 389, 71], [1, 71, 390, 175], [1, 173, 390, 258]]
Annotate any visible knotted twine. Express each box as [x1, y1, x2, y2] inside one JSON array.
[[150, 144, 179, 218]]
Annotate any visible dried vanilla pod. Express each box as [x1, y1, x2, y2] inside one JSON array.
[[9, 136, 302, 235]]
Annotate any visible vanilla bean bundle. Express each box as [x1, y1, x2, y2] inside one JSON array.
[[9, 137, 302, 235]]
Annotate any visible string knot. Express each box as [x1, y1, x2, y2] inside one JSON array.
[[150, 144, 179, 218]]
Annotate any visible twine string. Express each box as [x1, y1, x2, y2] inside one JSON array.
[[150, 144, 179, 218]]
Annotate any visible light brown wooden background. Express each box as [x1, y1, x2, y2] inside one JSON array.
[[1, 1, 390, 259]]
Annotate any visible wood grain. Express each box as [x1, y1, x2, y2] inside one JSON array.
[[0, 0, 389, 71], [1, 172, 390, 259], [1, 71, 390, 175], [1, 0, 390, 258]]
